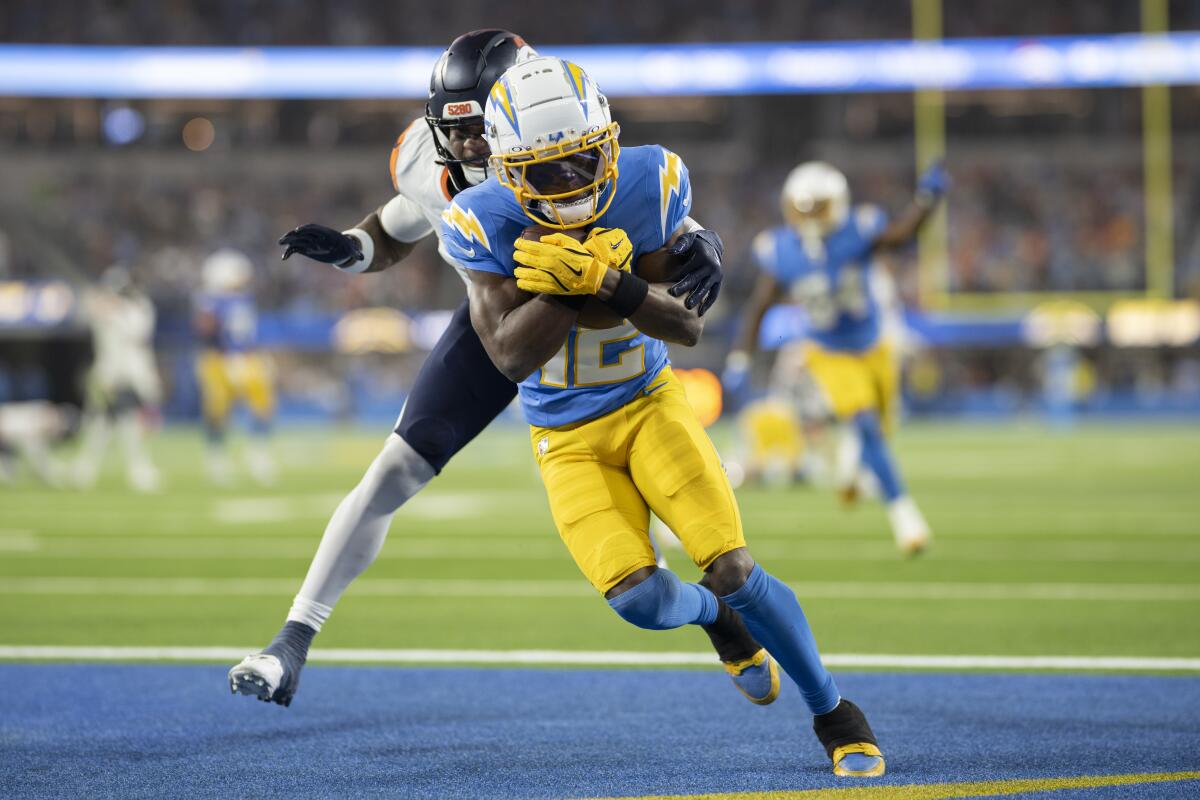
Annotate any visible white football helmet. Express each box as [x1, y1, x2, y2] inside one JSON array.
[[781, 161, 850, 239], [202, 248, 253, 293], [485, 56, 620, 229]]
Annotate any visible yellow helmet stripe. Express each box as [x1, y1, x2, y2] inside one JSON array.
[[562, 60, 589, 116], [488, 78, 520, 137]]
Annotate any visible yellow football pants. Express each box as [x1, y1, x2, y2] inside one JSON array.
[[802, 340, 899, 434], [739, 399, 805, 465], [529, 367, 746, 594], [196, 350, 275, 424]]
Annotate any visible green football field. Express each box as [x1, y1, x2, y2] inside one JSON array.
[[2, 420, 1199, 665]]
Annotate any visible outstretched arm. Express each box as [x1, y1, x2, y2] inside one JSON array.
[[872, 161, 947, 251], [730, 270, 784, 360], [279, 194, 430, 274], [466, 270, 579, 383], [720, 269, 784, 398]]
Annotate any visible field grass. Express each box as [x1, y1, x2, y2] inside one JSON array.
[[2, 420, 1199, 664]]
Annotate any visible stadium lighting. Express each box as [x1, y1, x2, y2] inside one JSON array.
[[101, 106, 144, 145], [0, 34, 1197, 98], [181, 117, 216, 151]]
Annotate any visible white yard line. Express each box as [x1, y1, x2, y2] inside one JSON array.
[[211, 491, 519, 525], [2, 577, 1198, 601], [0, 645, 1196, 672], [0, 530, 38, 551], [11, 538, 1200, 563]]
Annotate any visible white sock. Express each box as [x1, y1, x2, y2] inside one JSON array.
[[206, 445, 233, 485], [832, 422, 862, 493], [285, 433, 435, 632], [245, 440, 278, 485], [73, 413, 111, 486], [116, 413, 159, 490]]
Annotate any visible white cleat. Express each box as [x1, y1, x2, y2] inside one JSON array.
[[228, 653, 284, 701], [129, 463, 162, 494], [887, 495, 932, 557], [206, 451, 235, 486], [246, 447, 278, 487]]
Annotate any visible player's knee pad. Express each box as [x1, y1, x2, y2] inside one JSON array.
[[607, 568, 715, 630], [395, 412, 459, 473], [361, 433, 437, 512]]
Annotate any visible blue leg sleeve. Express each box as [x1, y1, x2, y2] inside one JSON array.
[[607, 568, 719, 630], [854, 411, 904, 502], [721, 564, 840, 715]]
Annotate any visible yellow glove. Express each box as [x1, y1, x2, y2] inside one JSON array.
[[513, 232, 608, 296], [583, 227, 633, 272]]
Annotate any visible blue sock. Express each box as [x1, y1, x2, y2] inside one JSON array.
[[607, 568, 718, 630], [854, 412, 904, 502], [721, 564, 840, 714], [249, 416, 271, 437]]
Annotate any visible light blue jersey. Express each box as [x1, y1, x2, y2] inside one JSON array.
[[442, 144, 692, 428], [753, 205, 888, 353], [197, 292, 259, 352]]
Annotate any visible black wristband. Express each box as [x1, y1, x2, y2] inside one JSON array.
[[603, 271, 650, 318], [549, 294, 588, 310]]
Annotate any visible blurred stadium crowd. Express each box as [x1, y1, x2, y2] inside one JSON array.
[[5, 1, 1184, 46], [1, 0, 1199, 425]]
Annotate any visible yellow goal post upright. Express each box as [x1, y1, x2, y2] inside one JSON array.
[[910, 0, 1175, 314]]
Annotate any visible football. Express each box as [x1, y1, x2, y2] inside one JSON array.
[[519, 224, 686, 329]]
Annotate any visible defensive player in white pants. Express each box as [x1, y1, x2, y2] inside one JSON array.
[[229, 30, 764, 708], [73, 266, 162, 492]]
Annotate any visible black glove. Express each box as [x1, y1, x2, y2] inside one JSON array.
[[667, 228, 723, 316], [278, 224, 363, 266]]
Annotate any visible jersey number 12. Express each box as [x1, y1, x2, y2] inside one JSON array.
[[540, 322, 646, 388]]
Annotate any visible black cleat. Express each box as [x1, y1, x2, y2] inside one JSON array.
[[813, 698, 886, 777], [228, 621, 316, 707]]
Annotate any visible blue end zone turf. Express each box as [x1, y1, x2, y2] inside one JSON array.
[[1, 665, 1198, 799]]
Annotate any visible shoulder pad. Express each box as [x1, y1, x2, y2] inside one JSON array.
[[752, 230, 778, 270], [388, 119, 437, 194]]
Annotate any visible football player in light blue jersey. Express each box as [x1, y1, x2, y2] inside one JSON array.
[[228, 32, 760, 713], [725, 161, 946, 555], [442, 126, 689, 428], [194, 248, 277, 485], [444, 56, 887, 778]]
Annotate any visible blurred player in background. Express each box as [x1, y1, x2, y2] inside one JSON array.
[[0, 401, 73, 486], [729, 265, 906, 490], [724, 161, 946, 556], [447, 56, 884, 778], [195, 248, 277, 485], [728, 343, 812, 488], [230, 32, 744, 709], [73, 266, 162, 492]]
